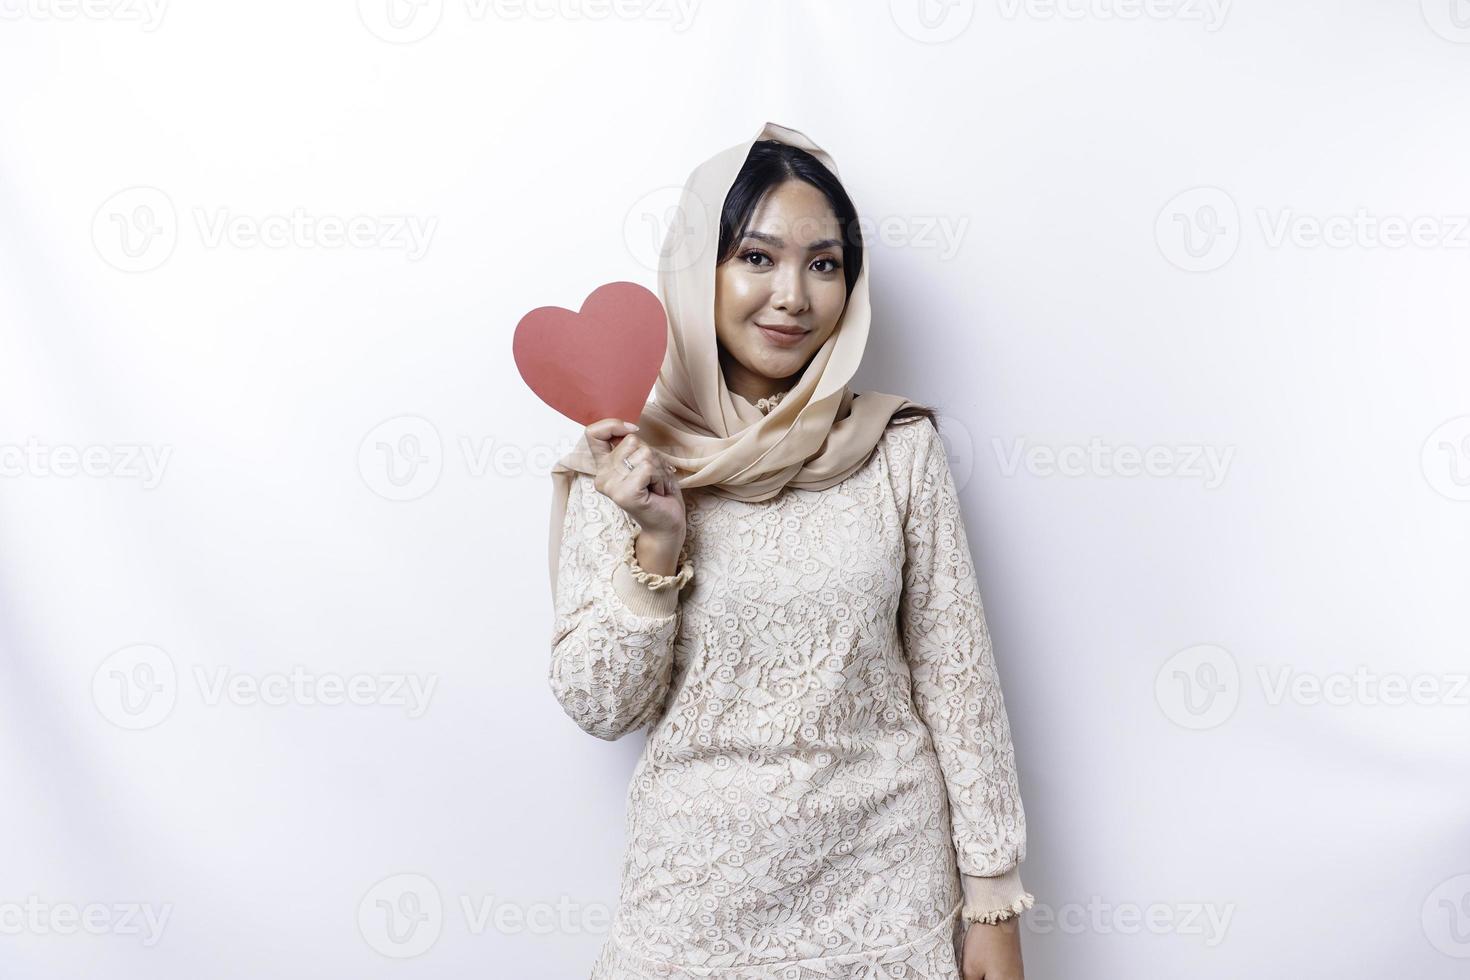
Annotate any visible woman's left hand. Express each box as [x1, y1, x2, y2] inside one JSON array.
[[960, 918, 1024, 980]]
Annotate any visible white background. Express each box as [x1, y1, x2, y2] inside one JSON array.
[[2, 1, 1468, 977]]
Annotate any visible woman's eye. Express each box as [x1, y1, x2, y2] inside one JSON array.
[[740, 250, 840, 273]]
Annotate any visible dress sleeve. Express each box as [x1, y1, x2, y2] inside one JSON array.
[[897, 419, 1035, 925], [547, 473, 686, 741]]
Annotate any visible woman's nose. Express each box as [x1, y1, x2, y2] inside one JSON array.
[[771, 269, 808, 314]]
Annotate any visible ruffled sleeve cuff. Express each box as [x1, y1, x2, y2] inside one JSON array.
[[610, 555, 682, 619], [960, 867, 1035, 926]]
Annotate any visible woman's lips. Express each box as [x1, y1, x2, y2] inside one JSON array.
[[756, 323, 808, 348]]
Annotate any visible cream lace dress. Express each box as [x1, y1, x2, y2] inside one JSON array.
[[549, 406, 1033, 979]]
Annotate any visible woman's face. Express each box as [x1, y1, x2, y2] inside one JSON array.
[[714, 179, 848, 388]]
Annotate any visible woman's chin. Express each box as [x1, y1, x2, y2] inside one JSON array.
[[750, 350, 806, 377]]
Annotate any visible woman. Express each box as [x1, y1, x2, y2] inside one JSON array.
[[546, 121, 1034, 980]]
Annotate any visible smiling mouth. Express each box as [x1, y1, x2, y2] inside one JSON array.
[[755, 323, 809, 347]]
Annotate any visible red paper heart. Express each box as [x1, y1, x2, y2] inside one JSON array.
[[513, 281, 668, 427]]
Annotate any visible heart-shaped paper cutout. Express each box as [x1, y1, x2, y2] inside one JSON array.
[[513, 281, 667, 426]]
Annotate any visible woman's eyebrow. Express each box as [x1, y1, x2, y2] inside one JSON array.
[[743, 230, 842, 251]]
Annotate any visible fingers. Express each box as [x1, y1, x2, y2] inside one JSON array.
[[607, 446, 659, 500], [584, 417, 640, 466], [628, 454, 663, 494], [661, 463, 676, 496], [596, 432, 679, 500], [596, 432, 646, 493]]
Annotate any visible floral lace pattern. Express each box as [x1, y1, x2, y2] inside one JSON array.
[[754, 388, 789, 415], [549, 418, 1028, 978]]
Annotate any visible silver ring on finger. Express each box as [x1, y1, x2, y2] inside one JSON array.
[[623, 457, 636, 473]]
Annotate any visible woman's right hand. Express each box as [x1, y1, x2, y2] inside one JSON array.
[[585, 418, 687, 566]]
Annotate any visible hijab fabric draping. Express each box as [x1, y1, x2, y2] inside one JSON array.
[[547, 120, 918, 595]]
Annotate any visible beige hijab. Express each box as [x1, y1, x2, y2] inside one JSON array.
[[548, 120, 918, 594]]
